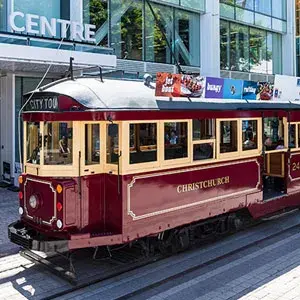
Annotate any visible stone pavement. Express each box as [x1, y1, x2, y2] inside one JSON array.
[[0, 188, 19, 257], [1, 191, 300, 300]]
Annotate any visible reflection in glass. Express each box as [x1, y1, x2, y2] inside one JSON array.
[[145, 4, 173, 64], [107, 124, 119, 164], [164, 122, 188, 160], [129, 123, 157, 164], [220, 20, 230, 70], [175, 9, 200, 66], [193, 119, 215, 140], [85, 124, 100, 165], [249, 28, 267, 74], [289, 124, 296, 149], [193, 143, 214, 161], [230, 23, 249, 72], [27, 122, 41, 165], [264, 118, 284, 151], [44, 122, 73, 165], [110, 0, 142, 60], [220, 121, 238, 153], [254, 0, 271, 15], [272, 0, 287, 20], [236, 0, 254, 10], [242, 120, 258, 151], [83, 0, 108, 47]]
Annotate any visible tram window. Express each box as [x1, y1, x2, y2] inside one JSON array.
[[26, 122, 41, 164], [242, 120, 258, 151], [85, 124, 100, 165], [107, 124, 119, 165], [220, 121, 238, 153], [129, 123, 157, 164], [290, 124, 296, 148], [263, 118, 285, 151], [164, 122, 188, 160], [193, 119, 215, 140], [44, 122, 73, 165], [193, 143, 214, 161]]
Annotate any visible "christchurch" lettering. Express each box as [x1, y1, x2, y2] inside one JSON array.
[[177, 176, 230, 194]]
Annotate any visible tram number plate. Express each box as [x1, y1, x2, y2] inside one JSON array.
[[292, 162, 300, 171]]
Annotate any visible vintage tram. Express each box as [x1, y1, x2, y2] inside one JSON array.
[[8, 75, 300, 254]]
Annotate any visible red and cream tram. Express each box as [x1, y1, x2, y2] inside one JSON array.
[[8, 75, 300, 253]]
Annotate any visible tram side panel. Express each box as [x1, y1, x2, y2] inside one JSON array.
[[122, 158, 262, 241]]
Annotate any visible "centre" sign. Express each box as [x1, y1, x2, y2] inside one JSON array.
[[9, 12, 96, 43]]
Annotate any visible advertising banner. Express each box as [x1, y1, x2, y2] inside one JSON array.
[[223, 78, 244, 99], [273, 75, 300, 102], [242, 81, 273, 101], [155, 73, 205, 98], [205, 77, 224, 99]]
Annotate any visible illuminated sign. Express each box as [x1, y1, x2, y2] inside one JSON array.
[[9, 12, 96, 43]]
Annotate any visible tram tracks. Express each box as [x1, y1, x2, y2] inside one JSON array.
[[40, 209, 300, 300]]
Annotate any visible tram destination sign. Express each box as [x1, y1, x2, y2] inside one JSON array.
[[25, 96, 59, 112]]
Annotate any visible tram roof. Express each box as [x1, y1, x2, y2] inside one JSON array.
[[26, 77, 300, 111]]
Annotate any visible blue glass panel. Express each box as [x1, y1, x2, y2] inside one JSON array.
[[255, 13, 272, 28], [220, 3, 235, 19], [236, 8, 254, 24], [272, 18, 287, 33]]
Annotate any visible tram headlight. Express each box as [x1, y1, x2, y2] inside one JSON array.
[[19, 207, 24, 215], [56, 219, 63, 229], [29, 195, 38, 209]]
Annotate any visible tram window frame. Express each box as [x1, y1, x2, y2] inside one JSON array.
[[26, 121, 42, 165], [106, 123, 120, 166], [218, 119, 239, 158], [241, 119, 260, 154], [163, 121, 189, 163], [192, 119, 216, 162], [129, 122, 158, 165], [263, 117, 287, 153], [289, 122, 300, 151]]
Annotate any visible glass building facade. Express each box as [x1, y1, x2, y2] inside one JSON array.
[[83, 0, 202, 67], [220, 0, 287, 32], [220, 20, 282, 74]]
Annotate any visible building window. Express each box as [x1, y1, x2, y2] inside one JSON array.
[[83, 0, 108, 47], [220, 120, 238, 154], [242, 120, 258, 151], [85, 124, 100, 165], [193, 119, 215, 161], [220, 20, 282, 74], [111, 0, 143, 60], [175, 9, 200, 66], [129, 123, 157, 164], [164, 122, 188, 160], [145, 3, 173, 64]]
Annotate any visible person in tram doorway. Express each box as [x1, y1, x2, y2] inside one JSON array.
[[169, 130, 178, 145], [59, 136, 70, 158]]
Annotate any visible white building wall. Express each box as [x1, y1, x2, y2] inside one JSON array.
[[0, 73, 15, 182], [200, 0, 220, 77], [282, 0, 296, 76]]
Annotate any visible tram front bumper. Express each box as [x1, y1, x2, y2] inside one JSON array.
[[8, 221, 69, 253]]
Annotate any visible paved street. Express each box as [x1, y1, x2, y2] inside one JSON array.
[[1, 187, 300, 299], [0, 188, 19, 257]]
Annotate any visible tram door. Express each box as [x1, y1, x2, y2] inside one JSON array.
[[262, 117, 287, 200], [81, 123, 105, 231]]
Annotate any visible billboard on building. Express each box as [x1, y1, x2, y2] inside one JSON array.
[[273, 75, 300, 102]]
